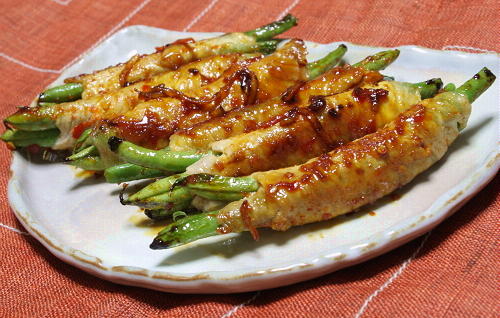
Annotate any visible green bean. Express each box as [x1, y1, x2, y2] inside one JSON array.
[[121, 75, 439, 179], [125, 173, 188, 203], [306, 44, 347, 79], [144, 209, 176, 221], [148, 68, 498, 250], [127, 187, 193, 209], [455, 67, 495, 103], [67, 47, 392, 171], [0, 128, 59, 148], [172, 211, 188, 221], [104, 163, 168, 183], [184, 174, 259, 192], [109, 137, 203, 171], [38, 102, 56, 107], [131, 174, 257, 214], [189, 189, 246, 202], [150, 211, 220, 249], [256, 39, 282, 55], [352, 49, 400, 71], [73, 128, 93, 152], [66, 145, 98, 161], [4, 107, 57, 131], [90, 45, 346, 173], [244, 14, 297, 41], [443, 83, 456, 91], [66, 156, 107, 170], [38, 83, 83, 104], [412, 78, 443, 99]]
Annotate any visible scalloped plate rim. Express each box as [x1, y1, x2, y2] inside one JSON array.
[[7, 25, 500, 293]]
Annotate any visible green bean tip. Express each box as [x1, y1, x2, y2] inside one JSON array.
[[108, 136, 124, 151]]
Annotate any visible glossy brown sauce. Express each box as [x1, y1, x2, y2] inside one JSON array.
[[252, 110, 288, 130], [296, 108, 334, 148], [278, 108, 300, 127], [72, 121, 93, 139], [240, 200, 259, 240], [299, 153, 334, 176], [155, 38, 195, 53], [352, 88, 389, 112], [187, 67, 214, 85], [215, 82, 394, 175], [121, 38, 198, 88], [266, 180, 301, 196], [266, 153, 334, 199], [139, 84, 210, 112], [280, 81, 306, 104], [395, 104, 426, 135], [110, 63, 266, 147], [238, 69, 259, 106], [139, 67, 258, 114], [307, 95, 327, 112], [173, 66, 383, 143], [158, 39, 196, 69], [348, 117, 377, 141], [119, 54, 141, 87], [389, 192, 402, 201], [266, 106, 414, 199], [108, 110, 177, 148], [361, 70, 385, 84]]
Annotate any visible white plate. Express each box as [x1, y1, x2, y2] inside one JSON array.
[[8, 26, 500, 293]]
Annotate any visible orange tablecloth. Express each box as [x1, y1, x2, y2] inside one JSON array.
[[0, 1, 498, 316]]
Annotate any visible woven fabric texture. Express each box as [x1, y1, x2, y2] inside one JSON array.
[[0, 0, 498, 317]]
